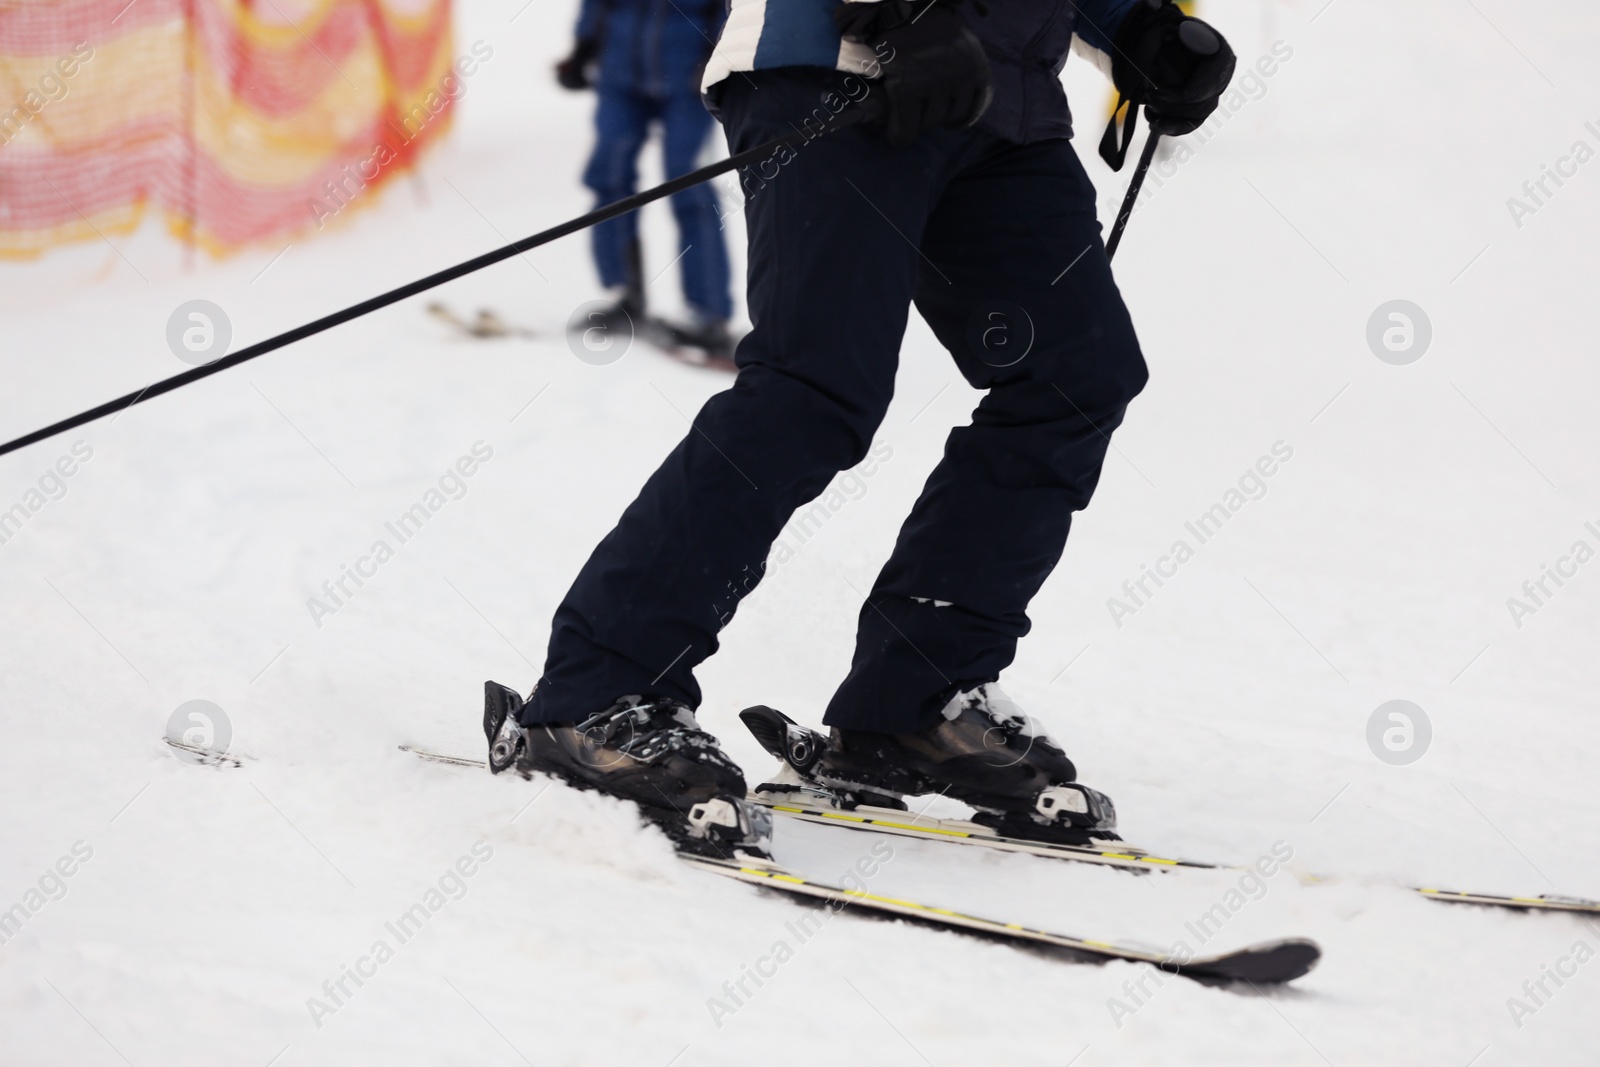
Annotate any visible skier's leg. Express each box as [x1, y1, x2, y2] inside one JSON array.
[[525, 69, 962, 725], [824, 136, 1148, 734], [660, 92, 733, 321], [582, 90, 654, 300]]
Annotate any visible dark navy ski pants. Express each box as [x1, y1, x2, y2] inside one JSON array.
[[528, 68, 1146, 733], [584, 88, 733, 320]]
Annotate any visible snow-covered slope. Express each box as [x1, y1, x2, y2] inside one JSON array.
[[3, 1, 1598, 1063]]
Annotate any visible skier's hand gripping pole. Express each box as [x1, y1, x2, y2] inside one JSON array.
[[1099, 0, 1235, 259], [0, 101, 882, 460], [836, 0, 994, 148]]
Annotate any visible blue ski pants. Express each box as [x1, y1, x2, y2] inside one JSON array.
[[583, 88, 733, 320]]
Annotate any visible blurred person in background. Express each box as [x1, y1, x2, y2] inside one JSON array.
[[555, 0, 735, 362]]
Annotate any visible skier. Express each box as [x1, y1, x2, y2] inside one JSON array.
[[554, 0, 735, 360], [489, 0, 1235, 848]]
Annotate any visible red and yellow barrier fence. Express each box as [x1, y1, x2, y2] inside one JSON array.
[[0, 0, 454, 258]]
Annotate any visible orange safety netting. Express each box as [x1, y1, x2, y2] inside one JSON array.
[[0, 0, 456, 258]]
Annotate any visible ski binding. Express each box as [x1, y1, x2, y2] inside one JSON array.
[[739, 704, 1118, 844]]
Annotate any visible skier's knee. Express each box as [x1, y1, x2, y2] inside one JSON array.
[[731, 364, 891, 474], [584, 174, 631, 202], [1068, 323, 1147, 415], [1110, 345, 1149, 408], [808, 382, 890, 470], [582, 151, 636, 201], [796, 385, 888, 472]]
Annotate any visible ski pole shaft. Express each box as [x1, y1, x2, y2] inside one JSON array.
[[0, 106, 875, 460], [1105, 128, 1162, 261]]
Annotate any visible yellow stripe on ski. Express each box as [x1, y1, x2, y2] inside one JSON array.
[[761, 797, 1199, 867]]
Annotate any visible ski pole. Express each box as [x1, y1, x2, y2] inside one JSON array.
[[0, 104, 877, 460], [1104, 11, 1228, 261], [1104, 126, 1161, 261]]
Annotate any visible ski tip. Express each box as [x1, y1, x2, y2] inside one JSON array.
[[401, 744, 488, 769], [1184, 938, 1322, 985], [162, 736, 243, 768]]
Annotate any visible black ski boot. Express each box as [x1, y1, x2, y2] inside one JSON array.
[[575, 237, 647, 336], [656, 313, 736, 368], [741, 684, 1117, 844], [579, 287, 645, 337], [482, 681, 769, 858]]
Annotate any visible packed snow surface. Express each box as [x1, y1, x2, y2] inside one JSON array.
[[3, 1, 1599, 1063]]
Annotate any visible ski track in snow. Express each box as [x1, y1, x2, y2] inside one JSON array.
[[3, 1, 1600, 1063]]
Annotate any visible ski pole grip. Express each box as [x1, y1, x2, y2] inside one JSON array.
[[1178, 20, 1220, 57]]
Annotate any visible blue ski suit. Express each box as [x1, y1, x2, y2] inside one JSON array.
[[576, 0, 733, 319]]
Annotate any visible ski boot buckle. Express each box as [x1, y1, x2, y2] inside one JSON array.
[[1036, 783, 1118, 834], [687, 797, 774, 858], [483, 681, 527, 774]]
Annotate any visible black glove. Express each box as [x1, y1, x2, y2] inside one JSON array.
[[836, 0, 993, 147], [1110, 0, 1235, 136], [555, 38, 600, 91]]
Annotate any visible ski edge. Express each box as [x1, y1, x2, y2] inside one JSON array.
[[678, 853, 1321, 984], [1414, 887, 1600, 914]]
